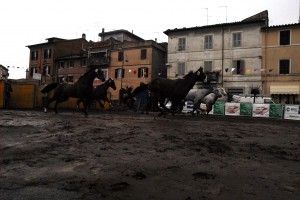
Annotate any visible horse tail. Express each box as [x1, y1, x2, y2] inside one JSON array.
[[41, 82, 60, 93], [127, 84, 148, 99]]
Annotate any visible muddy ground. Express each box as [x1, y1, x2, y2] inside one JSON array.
[[0, 109, 299, 200]]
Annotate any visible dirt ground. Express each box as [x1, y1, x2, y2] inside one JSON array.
[[0, 109, 299, 200]]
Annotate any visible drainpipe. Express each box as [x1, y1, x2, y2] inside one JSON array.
[[221, 26, 224, 87]]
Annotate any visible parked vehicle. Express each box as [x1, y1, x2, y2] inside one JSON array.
[[232, 95, 276, 104]]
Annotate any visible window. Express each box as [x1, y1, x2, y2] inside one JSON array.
[[59, 76, 64, 83], [280, 30, 290, 45], [67, 75, 73, 83], [101, 69, 108, 80], [140, 49, 147, 60], [204, 35, 213, 49], [177, 62, 185, 76], [30, 67, 37, 76], [115, 36, 123, 42], [178, 38, 186, 51], [227, 88, 244, 102], [44, 65, 50, 75], [81, 59, 86, 67], [118, 51, 124, 62], [279, 60, 290, 74], [233, 60, 245, 75], [138, 67, 149, 78], [59, 61, 64, 69], [204, 61, 212, 72], [68, 60, 74, 68], [232, 32, 242, 47], [31, 51, 38, 60], [44, 49, 52, 59], [115, 68, 124, 78]]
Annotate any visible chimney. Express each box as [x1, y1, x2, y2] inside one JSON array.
[[101, 28, 105, 41], [82, 33, 86, 39]]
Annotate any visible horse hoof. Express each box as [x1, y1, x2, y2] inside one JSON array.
[[44, 107, 47, 113]]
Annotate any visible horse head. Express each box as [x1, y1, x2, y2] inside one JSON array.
[[213, 87, 227, 98], [196, 67, 207, 83], [219, 87, 227, 96], [108, 78, 117, 90], [95, 68, 106, 82]]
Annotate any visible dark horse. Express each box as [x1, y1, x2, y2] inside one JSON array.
[[128, 67, 207, 116], [41, 68, 105, 116], [77, 78, 116, 109]]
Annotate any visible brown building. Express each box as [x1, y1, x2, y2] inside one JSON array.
[[26, 30, 167, 102], [26, 34, 89, 83], [262, 23, 300, 104], [109, 40, 167, 101], [0, 65, 9, 80]]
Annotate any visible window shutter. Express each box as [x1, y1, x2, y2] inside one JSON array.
[[145, 68, 149, 77], [240, 60, 245, 74], [122, 69, 125, 78], [138, 68, 141, 77], [232, 60, 237, 74], [115, 69, 118, 78]]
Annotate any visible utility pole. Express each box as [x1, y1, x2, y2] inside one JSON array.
[[202, 8, 209, 25], [219, 6, 227, 23]]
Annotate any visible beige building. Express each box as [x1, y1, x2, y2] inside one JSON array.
[[164, 11, 269, 101], [262, 23, 300, 104]]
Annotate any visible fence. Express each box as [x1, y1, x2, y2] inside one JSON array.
[[211, 101, 300, 120], [0, 80, 111, 110]]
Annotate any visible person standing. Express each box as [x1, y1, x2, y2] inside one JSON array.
[[135, 82, 148, 113], [4, 81, 13, 108], [41, 82, 48, 113]]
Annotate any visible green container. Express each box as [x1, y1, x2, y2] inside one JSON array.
[[213, 101, 225, 115], [269, 104, 283, 119], [240, 102, 252, 116]]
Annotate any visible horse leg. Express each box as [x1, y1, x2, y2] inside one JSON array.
[[206, 103, 212, 115], [192, 102, 199, 116], [45, 97, 56, 113], [54, 97, 69, 114], [158, 98, 169, 117], [97, 99, 104, 109], [54, 101, 59, 114], [76, 99, 82, 110], [82, 98, 89, 117]]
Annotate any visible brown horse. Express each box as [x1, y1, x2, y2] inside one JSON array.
[[128, 67, 207, 116], [77, 78, 116, 109], [41, 68, 105, 116]]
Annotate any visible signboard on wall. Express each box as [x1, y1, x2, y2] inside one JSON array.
[[284, 105, 300, 120], [33, 73, 41, 80], [225, 103, 240, 116], [252, 104, 270, 117]]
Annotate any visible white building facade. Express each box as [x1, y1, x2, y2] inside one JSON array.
[[164, 11, 269, 101]]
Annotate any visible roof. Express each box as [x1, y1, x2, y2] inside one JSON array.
[[0, 64, 9, 71], [261, 23, 300, 31], [164, 10, 268, 35], [98, 29, 144, 41], [26, 37, 87, 48]]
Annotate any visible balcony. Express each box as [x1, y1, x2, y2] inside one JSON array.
[[87, 57, 109, 67]]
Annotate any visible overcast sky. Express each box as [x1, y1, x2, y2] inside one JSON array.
[[1, 0, 299, 79]]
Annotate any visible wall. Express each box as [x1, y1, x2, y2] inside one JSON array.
[[262, 25, 300, 103], [0, 80, 4, 108]]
